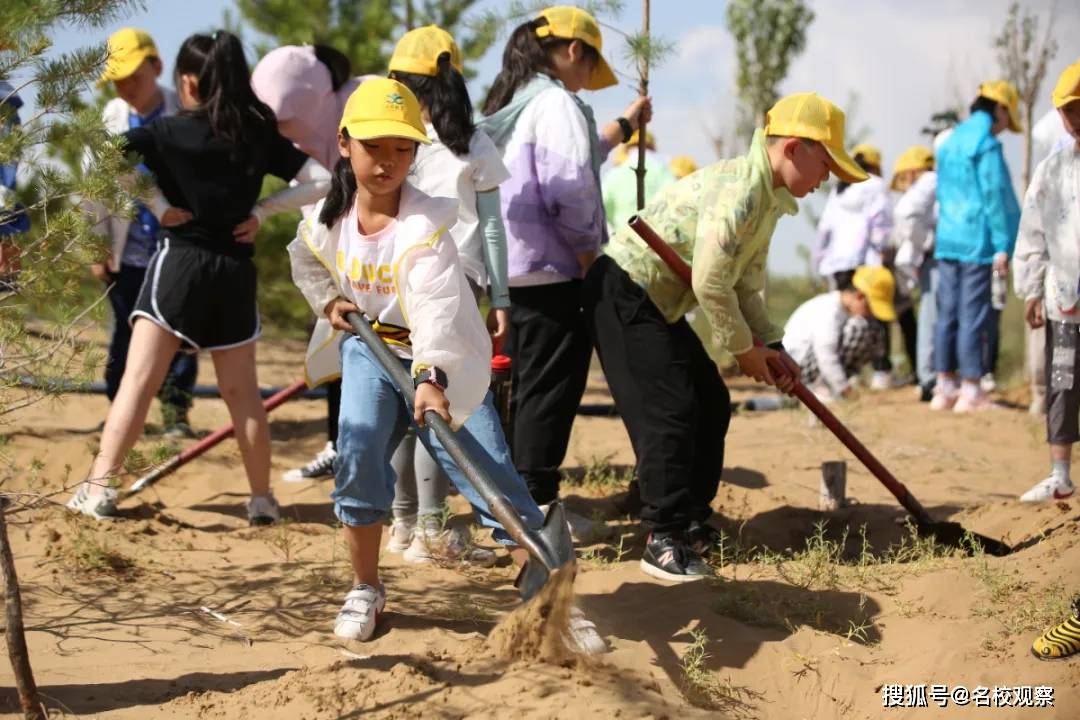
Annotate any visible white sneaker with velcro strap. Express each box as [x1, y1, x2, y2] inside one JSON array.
[[334, 583, 386, 641]]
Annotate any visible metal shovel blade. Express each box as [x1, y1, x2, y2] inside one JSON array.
[[917, 519, 1012, 557], [515, 500, 576, 601]]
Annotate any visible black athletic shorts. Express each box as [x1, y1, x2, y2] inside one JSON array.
[[132, 237, 259, 352]]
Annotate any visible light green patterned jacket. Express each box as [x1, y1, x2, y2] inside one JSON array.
[[604, 129, 798, 356]]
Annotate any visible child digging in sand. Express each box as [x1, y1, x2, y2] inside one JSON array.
[[585, 92, 869, 582], [287, 78, 604, 652], [1013, 58, 1080, 503], [783, 266, 898, 402]]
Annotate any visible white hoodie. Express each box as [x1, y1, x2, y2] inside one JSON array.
[[288, 184, 492, 426], [1013, 144, 1080, 323], [814, 175, 894, 277]]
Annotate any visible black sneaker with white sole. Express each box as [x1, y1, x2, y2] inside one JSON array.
[[640, 532, 713, 583]]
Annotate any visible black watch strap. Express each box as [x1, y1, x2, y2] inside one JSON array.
[[413, 366, 448, 391], [616, 116, 633, 143]]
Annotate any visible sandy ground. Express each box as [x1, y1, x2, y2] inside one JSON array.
[[1, 335, 1079, 719]]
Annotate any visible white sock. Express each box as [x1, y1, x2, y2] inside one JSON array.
[[1051, 459, 1073, 486]]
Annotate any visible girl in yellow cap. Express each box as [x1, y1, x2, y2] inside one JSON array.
[[68, 31, 329, 525], [478, 6, 650, 540], [381, 25, 511, 567], [287, 78, 604, 651]]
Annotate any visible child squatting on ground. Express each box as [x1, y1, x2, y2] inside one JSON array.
[[287, 78, 604, 652], [584, 92, 870, 583], [1013, 58, 1080, 505], [68, 31, 329, 524], [782, 266, 898, 402]]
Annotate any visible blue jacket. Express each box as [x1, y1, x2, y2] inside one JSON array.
[[934, 111, 1020, 265]]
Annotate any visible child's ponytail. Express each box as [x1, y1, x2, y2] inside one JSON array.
[[319, 130, 357, 228], [390, 53, 475, 157], [481, 18, 553, 115], [175, 31, 276, 145], [314, 45, 352, 92]]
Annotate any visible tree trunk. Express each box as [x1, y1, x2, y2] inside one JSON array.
[[634, 0, 651, 211], [0, 500, 44, 720]]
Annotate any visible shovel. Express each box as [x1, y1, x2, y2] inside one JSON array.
[[344, 312, 575, 598], [627, 215, 1011, 556]]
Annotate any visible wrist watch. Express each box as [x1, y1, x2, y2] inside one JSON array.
[[413, 366, 448, 392], [616, 116, 633, 143]]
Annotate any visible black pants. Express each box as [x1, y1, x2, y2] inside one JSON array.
[[326, 379, 341, 447], [105, 263, 197, 416], [504, 280, 591, 506], [872, 309, 918, 374], [583, 257, 729, 533]]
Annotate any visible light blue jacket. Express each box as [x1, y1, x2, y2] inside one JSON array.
[[934, 111, 1020, 265]]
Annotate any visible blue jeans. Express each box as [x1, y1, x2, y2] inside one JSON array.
[[934, 259, 992, 380], [106, 263, 197, 412], [916, 259, 937, 387], [332, 336, 544, 544]]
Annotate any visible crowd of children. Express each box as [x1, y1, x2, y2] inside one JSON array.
[[45, 7, 1080, 659]]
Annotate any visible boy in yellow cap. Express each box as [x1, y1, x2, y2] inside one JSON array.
[[783, 266, 897, 401], [890, 145, 939, 400], [584, 92, 868, 582], [931, 80, 1021, 412], [1013, 58, 1080, 505], [84, 28, 198, 437]]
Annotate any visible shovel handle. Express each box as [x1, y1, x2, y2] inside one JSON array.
[[626, 215, 931, 523], [343, 312, 560, 570]]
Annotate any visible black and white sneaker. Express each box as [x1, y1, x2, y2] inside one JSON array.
[[640, 532, 714, 583], [283, 441, 336, 482]]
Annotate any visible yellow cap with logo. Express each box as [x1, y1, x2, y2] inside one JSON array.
[[99, 28, 158, 85], [850, 143, 882, 172], [535, 5, 617, 91], [1052, 58, 1080, 109], [388, 25, 464, 77], [340, 78, 430, 144], [977, 80, 1022, 132], [890, 145, 934, 190], [764, 93, 868, 183], [853, 266, 896, 322], [670, 155, 698, 179]]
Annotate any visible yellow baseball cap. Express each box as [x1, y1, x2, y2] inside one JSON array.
[[890, 145, 934, 190], [977, 80, 1022, 132], [388, 25, 464, 77], [1052, 58, 1080, 109], [535, 6, 617, 91], [764, 93, 868, 183], [99, 28, 158, 85], [670, 155, 698, 179], [339, 78, 430, 144], [851, 143, 882, 171], [852, 266, 896, 322], [626, 129, 655, 149]]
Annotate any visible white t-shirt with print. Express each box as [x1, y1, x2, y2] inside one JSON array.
[[336, 209, 413, 359], [410, 125, 510, 286]]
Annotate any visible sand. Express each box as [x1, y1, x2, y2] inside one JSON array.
[[1, 335, 1078, 719]]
